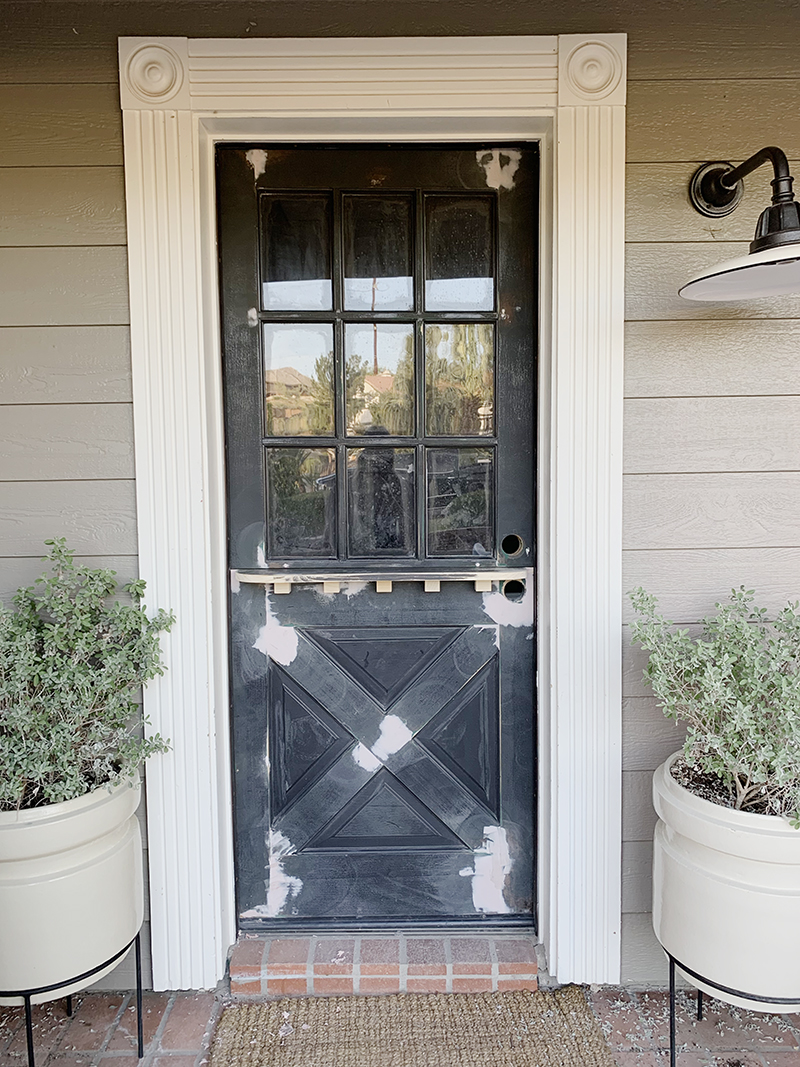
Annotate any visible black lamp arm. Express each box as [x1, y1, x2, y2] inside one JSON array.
[[719, 146, 794, 205]]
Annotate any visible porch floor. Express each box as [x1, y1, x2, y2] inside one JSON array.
[[3, 983, 800, 1066]]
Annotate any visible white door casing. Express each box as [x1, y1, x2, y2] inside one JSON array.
[[118, 33, 626, 990]]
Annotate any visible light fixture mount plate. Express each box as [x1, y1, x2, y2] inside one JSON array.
[[689, 162, 744, 218]]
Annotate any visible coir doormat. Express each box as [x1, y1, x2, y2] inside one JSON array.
[[209, 985, 618, 1067]]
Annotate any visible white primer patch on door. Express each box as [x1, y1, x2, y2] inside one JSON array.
[[240, 829, 303, 918], [245, 148, 268, 179], [371, 714, 413, 761], [459, 825, 513, 914], [253, 589, 298, 665], [352, 742, 382, 772], [476, 149, 521, 191], [481, 568, 534, 628], [342, 581, 368, 599]]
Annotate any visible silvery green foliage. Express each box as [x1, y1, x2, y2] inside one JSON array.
[[629, 587, 800, 826], [0, 540, 174, 811]]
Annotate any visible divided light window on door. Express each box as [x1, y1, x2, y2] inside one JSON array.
[[258, 186, 499, 563]]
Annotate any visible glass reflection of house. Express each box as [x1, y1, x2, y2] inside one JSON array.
[[351, 371, 396, 432], [264, 366, 315, 435]]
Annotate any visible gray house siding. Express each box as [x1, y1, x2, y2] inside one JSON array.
[[2, 0, 799, 988]]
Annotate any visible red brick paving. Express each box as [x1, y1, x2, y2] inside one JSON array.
[[0, 990, 220, 1067], [588, 985, 800, 1066], [228, 932, 538, 995], [6, 944, 798, 1066]]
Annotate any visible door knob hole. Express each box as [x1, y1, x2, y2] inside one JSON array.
[[501, 533, 524, 557], [502, 579, 526, 602]]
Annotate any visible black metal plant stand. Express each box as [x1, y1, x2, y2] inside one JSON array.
[[667, 953, 800, 1067], [0, 932, 143, 1067]]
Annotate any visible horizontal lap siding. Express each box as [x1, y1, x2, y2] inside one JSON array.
[[0, 51, 147, 988], [4, 0, 800, 991], [622, 48, 800, 983]]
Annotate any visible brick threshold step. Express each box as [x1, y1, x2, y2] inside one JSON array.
[[229, 932, 538, 996]]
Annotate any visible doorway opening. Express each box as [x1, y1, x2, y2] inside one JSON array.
[[216, 144, 538, 932]]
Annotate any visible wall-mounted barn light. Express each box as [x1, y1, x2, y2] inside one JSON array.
[[680, 146, 800, 301]]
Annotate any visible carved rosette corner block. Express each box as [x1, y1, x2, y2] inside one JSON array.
[[119, 38, 190, 110], [558, 35, 627, 107]]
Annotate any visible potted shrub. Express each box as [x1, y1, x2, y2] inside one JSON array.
[[629, 586, 800, 1011], [0, 540, 174, 1004]]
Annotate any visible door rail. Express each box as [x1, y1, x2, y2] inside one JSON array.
[[231, 568, 527, 594]]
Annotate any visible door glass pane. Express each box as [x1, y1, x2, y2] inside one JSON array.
[[260, 195, 332, 310], [425, 324, 494, 436], [343, 196, 413, 310], [263, 324, 334, 436], [348, 447, 416, 556], [267, 448, 336, 557], [345, 324, 415, 436], [427, 447, 494, 557], [425, 196, 494, 311]]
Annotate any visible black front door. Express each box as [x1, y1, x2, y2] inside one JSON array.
[[217, 144, 538, 927]]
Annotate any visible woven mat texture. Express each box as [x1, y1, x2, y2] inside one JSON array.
[[209, 985, 617, 1067]]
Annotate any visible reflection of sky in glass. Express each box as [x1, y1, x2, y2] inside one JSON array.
[[425, 278, 493, 311], [345, 323, 413, 371], [344, 276, 413, 311], [262, 279, 332, 311], [263, 324, 333, 381]]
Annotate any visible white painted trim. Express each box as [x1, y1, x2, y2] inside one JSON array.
[[119, 33, 625, 989]]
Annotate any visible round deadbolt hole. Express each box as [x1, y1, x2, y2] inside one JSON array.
[[502, 579, 526, 602], [501, 533, 525, 557]]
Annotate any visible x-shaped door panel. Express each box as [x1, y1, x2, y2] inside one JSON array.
[[268, 625, 500, 853]]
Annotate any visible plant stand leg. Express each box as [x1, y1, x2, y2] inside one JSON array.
[[669, 956, 677, 1067], [697, 989, 703, 1021], [24, 993, 35, 1067], [135, 932, 144, 1060], [65, 995, 73, 1017]]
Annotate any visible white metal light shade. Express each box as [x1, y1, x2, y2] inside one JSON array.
[[679, 244, 800, 301], [681, 148, 800, 302]]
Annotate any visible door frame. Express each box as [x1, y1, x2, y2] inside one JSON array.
[[118, 33, 626, 990]]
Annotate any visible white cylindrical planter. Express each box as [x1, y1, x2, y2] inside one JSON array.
[[0, 782, 143, 1005], [653, 753, 800, 1011]]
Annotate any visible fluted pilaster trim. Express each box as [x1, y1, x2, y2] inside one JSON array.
[[123, 108, 235, 991], [549, 104, 625, 981]]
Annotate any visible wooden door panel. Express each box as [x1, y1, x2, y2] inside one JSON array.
[[219, 144, 538, 927]]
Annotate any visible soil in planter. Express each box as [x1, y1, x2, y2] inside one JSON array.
[[670, 756, 772, 815]]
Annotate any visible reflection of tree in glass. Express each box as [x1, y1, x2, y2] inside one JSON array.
[[268, 449, 335, 555], [426, 324, 493, 435], [367, 333, 414, 436], [307, 351, 336, 436], [306, 349, 370, 435]]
